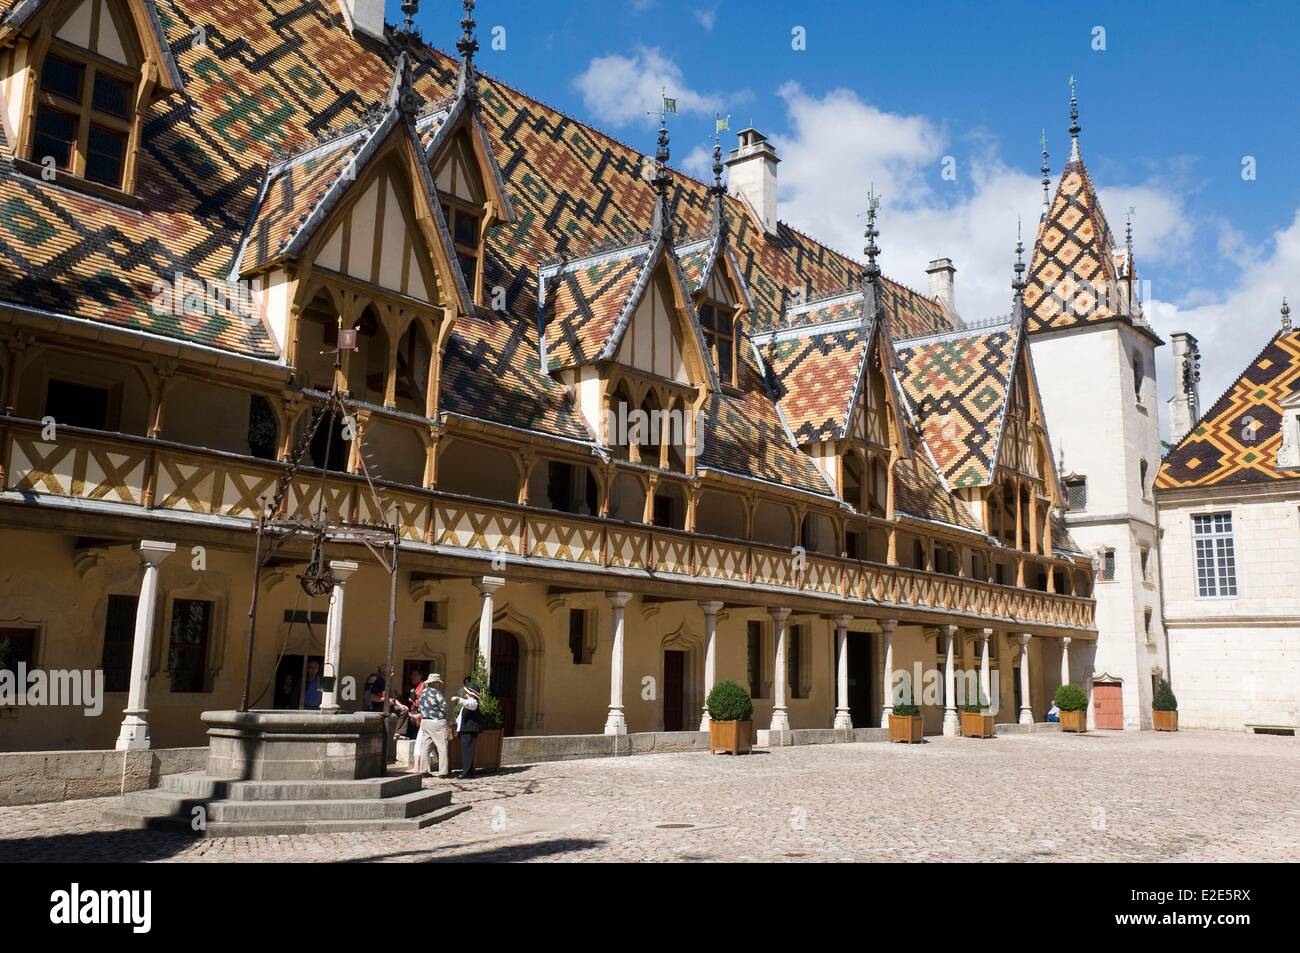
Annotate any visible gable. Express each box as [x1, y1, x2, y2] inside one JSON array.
[[613, 257, 698, 385], [852, 345, 890, 446], [433, 128, 485, 206], [54, 0, 134, 64], [995, 356, 1038, 477]]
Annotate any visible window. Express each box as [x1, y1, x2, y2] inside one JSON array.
[[168, 599, 212, 693], [746, 620, 764, 699], [545, 461, 598, 515], [0, 627, 38, 673], [787, 624, 803, 699], [1065, 476, 1087, 511], [1139, 459, 1149, 498], [1193, 513, 1237, 597], [44, 377, 111, 430], [1132, 352, 1144, 400], [441, 201, 481, 292], [422, 600, 447, 630], [1140, 546, 1151, 582], [29, 43, 136, 190], [282, 609, 327, 625], [698, 301, 737, 385], [100, 594, 138, 692], [568, 609, 592, 664], [844, 530, 861, 560], [1143, 608, 1154, 644], [652, 493, 678, 528], [247, 396, 278, 460], [1098, 548, 1116, 581]]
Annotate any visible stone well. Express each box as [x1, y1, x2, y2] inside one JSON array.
[[202, 710, 388, 781]]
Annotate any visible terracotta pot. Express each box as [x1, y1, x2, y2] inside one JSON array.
[[889, 713, 925, 743], [709, 719, 753, 755], [447, 728, 503, 772], [1060, 709, 1087, 733], [1153, 709, 1178, 732], [960, 711, 995, 738]]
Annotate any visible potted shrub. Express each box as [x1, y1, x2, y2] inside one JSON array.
[[1056, 683, 1088, 733], [707, 680, 753, 755], [960, 687, 995, 739], [888, 687, 925, 743], [1153, 679, 1179, 731], [448, 652, 503, 773]]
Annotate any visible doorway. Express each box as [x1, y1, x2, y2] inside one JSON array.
[[490, 630, 519, 736], [663, 649, 686, 731], [1093, 682, 1123, 729], [846, 633, 874, 728]]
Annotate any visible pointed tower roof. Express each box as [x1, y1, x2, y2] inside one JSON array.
[[1024, 83, 1155, 340]]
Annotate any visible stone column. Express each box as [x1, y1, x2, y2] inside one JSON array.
[[978, 629, 992, 711], [699, 601, 724, 730], [320, 560, 359, 712], [115, 540, 176, 751], [941, 624, 959, 736], [474, 576, 505, 675], [1059, 635, 1071, 688], [769, 607, 791, 732], [604, 591, 633, 734], [833, 615, 853, 730], [879, 618, 897, 727], [1018, 633, 1033, 725]]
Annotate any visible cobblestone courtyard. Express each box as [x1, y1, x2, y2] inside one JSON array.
[[0, 730, 1295, 862]]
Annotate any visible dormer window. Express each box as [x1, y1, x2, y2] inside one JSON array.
[[441, 200, 481, 291], [699, 300, 737, 385], [32, 50, 134, 188]]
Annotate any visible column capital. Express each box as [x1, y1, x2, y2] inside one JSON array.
[[768, 606, 791, 624], [937, 623, 958, 636], [1060, 635, 1072, 646], [135, 540, 176, 567], [475, 575, 506, 595], [831, 614, 854, 628], [698, 600, 725, 615], [606, 590, 633, 609], [328, 559, 360, 583], [877, 618, 898, 634], [977, 627, 993, 642], [1018, 632, 1032, 647]]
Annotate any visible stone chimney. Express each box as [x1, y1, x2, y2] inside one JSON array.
[[1168, 332, 1201, 443], [339, 0, 386, 42], [926, 258, 956, 315], [725, 128, 780, 236]]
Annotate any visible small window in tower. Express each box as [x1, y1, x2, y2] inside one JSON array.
[[1139, 459, 1149, 498], [1065, 476, 1087, 511], [1098, 548, 1116, 582], [1132, 352, 1145, 401]]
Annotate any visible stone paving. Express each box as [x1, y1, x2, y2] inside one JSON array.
[[0, 730, 1296, 862]]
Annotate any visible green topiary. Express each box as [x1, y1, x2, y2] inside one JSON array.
[[706, 680, 753, 722], [465, 651, 502, 730], [962, 677, 989, 714], [1153, 678, 1178, 711], [1055, 683, 1088, 712], [892, 683, 920, 718]]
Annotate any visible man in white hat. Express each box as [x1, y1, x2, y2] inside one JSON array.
[[415, 672, 449, 777]]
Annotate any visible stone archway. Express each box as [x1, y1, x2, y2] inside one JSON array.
[[464, 602, 545, 734]]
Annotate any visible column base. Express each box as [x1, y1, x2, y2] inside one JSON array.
[[769, 708, 790, 732], [833, 709, 853, 730], [604, 709, 627, 735], [1018, 708, 1034, 726], [942, 708, 960, 736], [115, 712, 151, 751], [879, 707, 893, 729], [699, 712, 711, 732]]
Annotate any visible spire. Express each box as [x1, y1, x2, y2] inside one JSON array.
[[1012, 220, 1026, 295], [386, 51, 420, 116], [456, 0, 479, 100], [1068, 75, 1081, 162], [709, 134, 726, 236], [650, 117, 673, 241], [1283, 298, 1293, 331], [1039, 130, 1051, 219], [862, 189, 881, 285], [400, 0, 418, 33]]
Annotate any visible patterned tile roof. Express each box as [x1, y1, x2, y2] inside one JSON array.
[[1157, 329, 1300, 489], [539, 242, 651, 371], [1024, 157, 1122, 334], [894, 322, 1018, 488], [893, 452, 979, 532]]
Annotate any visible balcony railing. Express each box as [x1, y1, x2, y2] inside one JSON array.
[[0, 419, 1095, 634]]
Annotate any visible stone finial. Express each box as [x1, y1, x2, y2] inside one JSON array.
[[1040, 129, 1050, 217], [1068, 75, 1081, 161], [1012, 221, 1026, 293], [1283, 297, 1293, 331], [400, 0, 418, 33], [650, 121, 673, 240], [456, 0, 479, 99], [862, 190, 881, 284], [709, 138, 726, 236]]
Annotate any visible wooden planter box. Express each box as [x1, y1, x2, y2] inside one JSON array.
[[1060, 710, 1087, 733], [960, 711, 995, 738], [1153, 709, 1179, 732], [888, 714, 925, 743], [447, 728, 503, 772], [709, 719, 753, 755]]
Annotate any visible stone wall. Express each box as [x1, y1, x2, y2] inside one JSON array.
[[0, 747, 206, 806]]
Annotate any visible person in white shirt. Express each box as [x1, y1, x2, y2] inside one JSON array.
[[451, 679, 482, 779]]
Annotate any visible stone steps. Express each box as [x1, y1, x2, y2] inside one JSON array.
[[103, 770, 468, 837]]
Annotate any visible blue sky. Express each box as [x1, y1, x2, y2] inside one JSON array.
[[406, 0, 1300, 429]]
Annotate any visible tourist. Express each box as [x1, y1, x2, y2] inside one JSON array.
[[303, 659, 322, 710], [367, 665, 387, 712], [1046, 700, 1060, 723], [274, 672, 298, 709], [451, 679, 482, 779], [415, 673, 449, 777], [391, 668, 424, 739]]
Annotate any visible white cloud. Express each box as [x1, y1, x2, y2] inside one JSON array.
[[693, 4, 719, 30], [573, 47, 723, 127]]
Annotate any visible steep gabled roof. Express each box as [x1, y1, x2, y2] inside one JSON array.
[[1158, 328, 1300, 489], [894, 321, 1018, 488], [538, 240, 652, 371]]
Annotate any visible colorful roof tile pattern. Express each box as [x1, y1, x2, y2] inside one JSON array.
[[894, 323, 1018, 488], [539, 243, 652, 371], [1024, 157, 1121, 334], [1157, 330, 1300, 489], [893, 453, 979, 532]]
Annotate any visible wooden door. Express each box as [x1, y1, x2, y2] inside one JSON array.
[[663, 650, 686, 731], [489, 631, 519, 736], [1093, 683, 1124, 730], [847, 633, 874, 728]]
